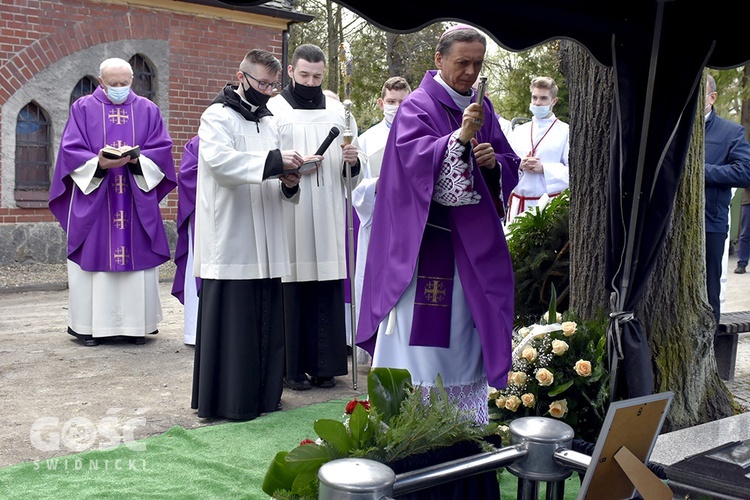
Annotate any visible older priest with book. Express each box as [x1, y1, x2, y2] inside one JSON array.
[[50, 57, 175, 346]]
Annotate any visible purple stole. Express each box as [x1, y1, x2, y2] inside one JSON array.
[[410, 205, 454, 348], [102, 103, 138, 271]]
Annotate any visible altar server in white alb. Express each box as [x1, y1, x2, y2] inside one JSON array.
[[505, 76, 569, 226], [267, 43, 365, 391], [191, 49, 306, 421]]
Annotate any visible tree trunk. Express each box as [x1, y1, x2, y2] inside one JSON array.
[[558, 40, 611, 319], [559, 41, 735, 431], [639, 88, 735, 430]]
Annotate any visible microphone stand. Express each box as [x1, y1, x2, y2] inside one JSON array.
[[340, 41, 358, 390]]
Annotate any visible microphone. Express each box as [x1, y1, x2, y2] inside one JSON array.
[[314, 127, 341, 156]]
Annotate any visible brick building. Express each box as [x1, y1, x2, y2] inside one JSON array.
[[0, 0, 312, 264]]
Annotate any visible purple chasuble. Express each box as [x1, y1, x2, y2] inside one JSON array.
[[355, 70, 520, 389], [171, 135, 201, 303], [49, 87, 176, 272]]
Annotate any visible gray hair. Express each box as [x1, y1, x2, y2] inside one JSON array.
[[435, 26, 486, 56], [706, 73, 717, 94], [99, 58, 133, 77]]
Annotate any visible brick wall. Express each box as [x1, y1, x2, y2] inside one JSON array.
[[0, 0, 289, 228]]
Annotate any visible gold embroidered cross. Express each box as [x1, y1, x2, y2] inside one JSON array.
[[110, 139, 129, 149], [113, 246, 129, 266], [423, 279, 446, 304], [113, 175, 127, 194], [108, 108, 129, 125], [113, 210, 128, 230]]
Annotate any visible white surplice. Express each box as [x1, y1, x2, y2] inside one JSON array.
[[506, 113, 570, 225]]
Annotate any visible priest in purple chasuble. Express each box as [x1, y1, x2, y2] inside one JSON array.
[[49, 57, 175, 346], [356, 25, 520, 424], [170, 135, 200, 346]]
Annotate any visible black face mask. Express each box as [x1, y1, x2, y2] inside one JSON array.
[[291, 81, 323, 102], [242, 80, 271, 107]]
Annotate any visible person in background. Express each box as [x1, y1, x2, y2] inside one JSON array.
[[356, 24, 520, 424], [49, 57, 176, 347], [267, 44, 365, 391], [704, 73, 750, 334], [191, 49, 307, 421], [350, 76, 412, 365], [735, 188, 750, 274], [171, 135, 200, 346], [505, 76, 569, 227]]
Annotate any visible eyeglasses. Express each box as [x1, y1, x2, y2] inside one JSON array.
[[243, 71, 281, 92]]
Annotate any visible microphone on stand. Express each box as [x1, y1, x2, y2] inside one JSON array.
[[315, 127, 341, 156]]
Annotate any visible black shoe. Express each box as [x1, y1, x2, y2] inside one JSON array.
[[84, 338, 100, 347], [284, 377, 311, 391], [310, 376, 336, 388], [735, 264, 746, 274], [131, 337, 146, 345]]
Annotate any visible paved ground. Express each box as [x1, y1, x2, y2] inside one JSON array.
[[0, 257, 747, 468]]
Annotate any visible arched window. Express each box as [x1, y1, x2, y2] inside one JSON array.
[[69, 76, 98, 107], [129, 54, 155, 101], [15, 102, 51, 208]]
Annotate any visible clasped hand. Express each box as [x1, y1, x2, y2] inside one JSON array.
[[520, 155, 543, 173]]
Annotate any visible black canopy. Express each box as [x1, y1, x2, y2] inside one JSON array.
[[226, 0, 750, 399]]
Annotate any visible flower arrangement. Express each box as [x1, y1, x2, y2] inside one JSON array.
[[488, 289, 610, 443], [263, 368, 495, 499]]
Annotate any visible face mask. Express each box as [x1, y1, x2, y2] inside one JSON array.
[[383, 104, 399, 124], [242, 80, 271, 107], [106, 85, 130, 104], [529, 103, 551, 119], [292, 81, 323, 101]]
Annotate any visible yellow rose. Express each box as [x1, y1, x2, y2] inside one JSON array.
[[561, 321, 577, 337], [549, 399, 569, 418], [522, 346, 538, 363], [536, 368, 554, 386], [509, 371, 528, 387], [494, 395, 507, 408], [551, 339, 569, 355], [505, 395, 522, 412], [575, 359, 592, 377], [521, 393, 535, 408], [518, 326, 531, 337]]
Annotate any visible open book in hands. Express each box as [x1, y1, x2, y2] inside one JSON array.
[[101, 145, 140, 160], [269, 159, 320, 179]]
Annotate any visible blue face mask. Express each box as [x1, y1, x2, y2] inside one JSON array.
[[107, 85, 130, 104], [529, 103, 551, 119]]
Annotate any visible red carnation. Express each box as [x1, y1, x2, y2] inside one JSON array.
[[345, 398, 371, 414]]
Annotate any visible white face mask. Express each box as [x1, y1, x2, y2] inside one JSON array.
[[529, 103, 551, 119], [107, 85, 131, 104], [383, 104, 399, 124]]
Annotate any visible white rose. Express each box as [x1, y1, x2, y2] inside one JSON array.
[[551, 339, 569, 355], [522, 346, 538, 363], [574, 359, 592, 377], [509, 371, 528, 387], [536, 368, 554, 386], [549, 399, 569, 418], [505, 395, 522, 412], [561, 321, 577, 337], [521, 393, 535, 408]]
